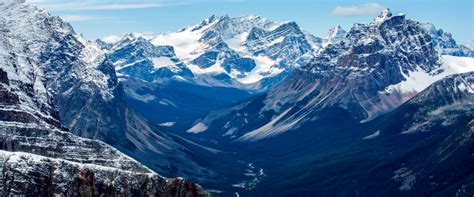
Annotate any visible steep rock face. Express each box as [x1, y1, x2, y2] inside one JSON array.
[[243, 21, 315, 69], [1, 0, 122, 143], [187, 9, 474, 142], [0, 1, 211, 194]]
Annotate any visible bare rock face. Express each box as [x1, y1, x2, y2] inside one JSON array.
[[0, 151, 207, 196], [0, 1, 208, 196]]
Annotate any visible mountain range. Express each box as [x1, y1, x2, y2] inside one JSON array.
[[98, 11, 473, 132], [96, 15, 330, 129], [102, 15, 321, 89], [187, 9, 474, 142], [1, 0, 473, 196]]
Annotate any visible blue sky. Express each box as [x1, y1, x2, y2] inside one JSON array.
[[27, 0, 473, 44]]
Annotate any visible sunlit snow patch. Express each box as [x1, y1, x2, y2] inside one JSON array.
[[151, 57, 174, 70], [383, 55, 474, 94], [187, 122, 208, 133], [158, 122, 176, 127], [363, 130, 380, 140]]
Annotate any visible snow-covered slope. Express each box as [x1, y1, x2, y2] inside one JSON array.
[[104, 15, 321, 90], [383, 55, 474, 94], [187, 9, 474, 142]]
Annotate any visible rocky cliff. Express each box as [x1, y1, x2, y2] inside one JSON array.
[[0, 0, 208, 195]]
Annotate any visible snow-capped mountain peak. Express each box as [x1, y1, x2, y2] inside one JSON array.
[[373, 8, 392, 25], [111, 33, 148, 51], [323, 24, 347, 47], [328, 24, 344, 37], [105, 33, 193, 84]]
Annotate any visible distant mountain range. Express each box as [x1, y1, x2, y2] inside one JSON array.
[[100, 15, 322, 90], [97, 15, 329, 128], [97, 11, 473, 131], [99, 12, 473, 91]]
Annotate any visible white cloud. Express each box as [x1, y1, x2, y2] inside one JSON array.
[[60, 15, 113, 22], [332, 3, 385, 17], [102, 35, 122, 43]]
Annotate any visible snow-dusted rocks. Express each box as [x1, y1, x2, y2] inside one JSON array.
[[469, 40, 474, 50], [408, 71, 474, 107], [322, 25, 347, 47], [0, 150, 205, 196], [421, 23, 474, 57]]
